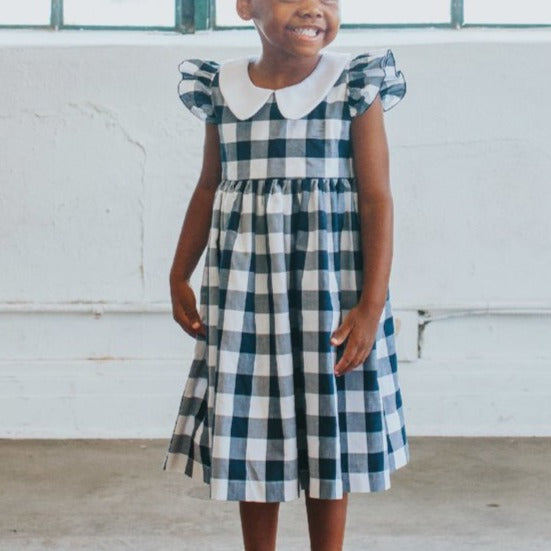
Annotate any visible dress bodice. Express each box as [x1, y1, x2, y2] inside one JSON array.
[[178, 50, 406, 181]]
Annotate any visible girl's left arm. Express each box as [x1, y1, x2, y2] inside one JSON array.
[[331, 95, 394, 375]]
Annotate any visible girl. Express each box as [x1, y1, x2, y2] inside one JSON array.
[[163, 0, 409, 549]]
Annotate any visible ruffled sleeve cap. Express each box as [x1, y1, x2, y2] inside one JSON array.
[[348, 49, 406, 118], [177, 59, 220, 123]]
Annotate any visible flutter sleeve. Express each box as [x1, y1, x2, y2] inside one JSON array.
[[177, 59, 220, 123], [348, 49, 407, 118]]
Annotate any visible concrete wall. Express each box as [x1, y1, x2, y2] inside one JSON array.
[[1, 29, 550, 437]]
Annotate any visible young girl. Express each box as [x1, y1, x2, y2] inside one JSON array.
[[163, 0, 409, 548]]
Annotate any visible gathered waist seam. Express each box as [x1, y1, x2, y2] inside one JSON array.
[[216, 178, 358, 193]]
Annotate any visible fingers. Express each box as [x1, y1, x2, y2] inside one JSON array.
[[170, 279, 206, 338], [331, 323, 374, 376], [331, 306, 381, 376], [173, 302, 203, 338], [331, 316, 362, 375], [184, 305, 204, 334], [331, 320, 353, 375], [330, 321, 351, 347], [175, 309, 206, 338], [334, 340, 372, 376]]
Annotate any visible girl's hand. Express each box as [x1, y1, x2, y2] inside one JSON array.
[[170, 276, 206, 339], [330, 304, 382, 376]]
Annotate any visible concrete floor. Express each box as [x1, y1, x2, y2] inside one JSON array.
[[1, 438, 549, 550]]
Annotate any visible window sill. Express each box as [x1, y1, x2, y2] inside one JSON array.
[[0, 27, 550, 48]]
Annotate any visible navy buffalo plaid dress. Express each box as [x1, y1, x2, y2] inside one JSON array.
[[163, 49, 410, 502]]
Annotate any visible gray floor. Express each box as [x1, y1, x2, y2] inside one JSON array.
[[1, 437, 549, 550]]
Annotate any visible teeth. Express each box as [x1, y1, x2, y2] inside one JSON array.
[[293, 27, 318, 37]]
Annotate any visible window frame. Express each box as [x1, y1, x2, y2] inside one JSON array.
[[0, 0, 550, 32]]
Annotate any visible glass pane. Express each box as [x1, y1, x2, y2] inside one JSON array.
[[215, 0, 450, 26], [340, 0, 450, 24], [0, 0, 50, 25], [465, 0, 551, 24], [215, 0, 246, 27], [64, 0, 174, 26]]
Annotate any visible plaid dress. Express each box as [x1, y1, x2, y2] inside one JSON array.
[[163, 49, 410, 502]]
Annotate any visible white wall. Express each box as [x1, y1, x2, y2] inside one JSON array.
[[1, 29, 550, 437]]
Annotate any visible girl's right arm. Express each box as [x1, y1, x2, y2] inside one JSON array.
[[170, 123, 221, 338]]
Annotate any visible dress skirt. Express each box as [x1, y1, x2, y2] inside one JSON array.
[[163, 177, 409, 502]]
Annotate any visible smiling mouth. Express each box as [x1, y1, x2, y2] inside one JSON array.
[[288, 27, 323, 38]]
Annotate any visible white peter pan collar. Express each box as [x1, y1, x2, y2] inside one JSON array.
[[218, 51, 351, 120]]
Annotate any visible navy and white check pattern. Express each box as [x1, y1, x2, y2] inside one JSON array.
[[164, 50, 409, 502]]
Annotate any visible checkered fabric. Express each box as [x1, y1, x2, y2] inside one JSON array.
[[163, 49, 409, 502]]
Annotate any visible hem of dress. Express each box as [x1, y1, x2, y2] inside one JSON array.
[[162, 446, 410, 503]]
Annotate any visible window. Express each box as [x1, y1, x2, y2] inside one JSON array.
[[214, 0, 551, 29], [63, 0, 175, 27], [215, 0, 452, 27], [464, 0, 551, 25], [0, 0, 550, 31], [0, 0, 195, 31]]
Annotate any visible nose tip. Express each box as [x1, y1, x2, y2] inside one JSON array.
[[298, 9, 323, 19], [297, 2, 323, 18]]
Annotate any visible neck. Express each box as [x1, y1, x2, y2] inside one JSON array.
[[248, 51, 323, 90]]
